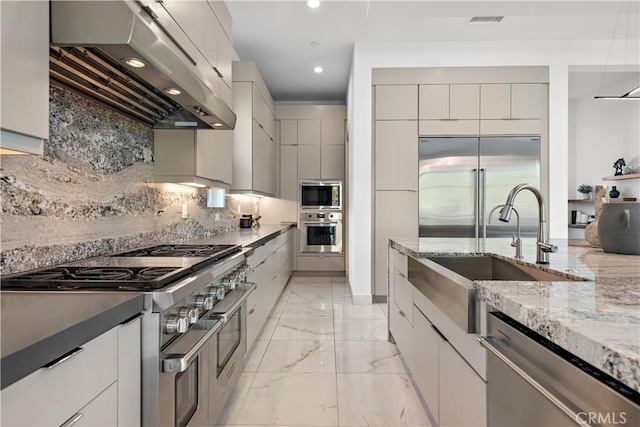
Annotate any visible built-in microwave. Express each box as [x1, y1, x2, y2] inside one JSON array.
[[300, 181, 342, 210]]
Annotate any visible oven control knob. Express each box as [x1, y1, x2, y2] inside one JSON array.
[[179, 307, 199, 324], [194, 295, 214, 310], [165, 314, 188, 334], [222, 276, 237, 290], [208, 285, 225, 300]]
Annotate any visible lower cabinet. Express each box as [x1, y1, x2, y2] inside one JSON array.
[[413, 307, 486, 427], [246, 230, 294, 351], [1, 318, 141, 426]]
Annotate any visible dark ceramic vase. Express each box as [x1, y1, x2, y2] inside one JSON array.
[[609, 186, 620, 199], [598, 202, 640, 255]]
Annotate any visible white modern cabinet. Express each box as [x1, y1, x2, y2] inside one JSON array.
[[375, 85, 418, 120], [1, 319, 141, 427], [298, 145, 322, 180], [480, 83, 543, 135], [232, 62, 278, 196], [280, 145, 298, 201], [154, 129, 233, 188], [0, 0, 48, 154], [158, 0, 233, 106], [375, 120, 418, 191], [246, 230, 294, 351], [413, 308, 440, 421], [388, 247, 413, 370], [321, 120, 345, 145], [298, 120, 321, 145], [418, 84, 480, 136], [280, 120, 298, 145], [321, 145, 345, 180]]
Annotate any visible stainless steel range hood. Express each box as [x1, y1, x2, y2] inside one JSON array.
[[50, 0, 235, 130]]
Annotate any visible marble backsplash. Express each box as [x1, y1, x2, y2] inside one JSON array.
[[0, 85, 256, 275]]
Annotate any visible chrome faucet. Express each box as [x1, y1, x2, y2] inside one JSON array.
[[498, 184, 558, 264], [489, 204, 523, 259]]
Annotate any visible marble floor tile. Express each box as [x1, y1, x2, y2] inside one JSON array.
[[337, 373, 432, 427], [332, 302, 386, 320], [269, 302, 287, 318], [331, 276, 348, 285], [257, 340, 336, 373], [332, 295, 353, 305], [289, 275, 333, 284], [280, 301, 334, 318], [335, 341, 407, 374], [244, 339, 270, 372], [221, 373, 339, 426], [287, 288, 333, 304], [272, 317, 335, 340], [334, 318, 388, 341]]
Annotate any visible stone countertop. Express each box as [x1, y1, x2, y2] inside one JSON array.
[[182, 223, 295, 248], [390, 237, 640, 392], [1, 292, 143, 389]]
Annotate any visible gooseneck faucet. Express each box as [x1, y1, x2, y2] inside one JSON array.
[[489, 204, 523, 259], [498, 184, 558, 264]]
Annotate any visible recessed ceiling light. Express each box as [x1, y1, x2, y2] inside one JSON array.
[[307, 0, 320, 9], [163, 88, 182, 96], [123, 57, 146, 68], [313, 66, 324, 73], [310, 41, 319, 47]]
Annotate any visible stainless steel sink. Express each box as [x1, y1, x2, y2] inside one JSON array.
[[408, 255, 586, 334], [425, 255, 585, 282]]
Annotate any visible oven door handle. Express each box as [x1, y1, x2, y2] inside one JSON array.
[[211, 283, 257, 323], [301, 221, 340, 226], [162, 320, 224, 373]]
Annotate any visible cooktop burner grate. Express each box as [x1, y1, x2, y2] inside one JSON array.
[[1, 266, 191, 291]]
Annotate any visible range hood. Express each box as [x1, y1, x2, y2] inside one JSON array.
[[49, 0, 235, 130]]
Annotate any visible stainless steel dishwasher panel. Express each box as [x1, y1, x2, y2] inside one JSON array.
[[482, 312, 640, 427]]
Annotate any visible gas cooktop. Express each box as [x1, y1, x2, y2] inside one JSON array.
[[1, 244, 242, 291]]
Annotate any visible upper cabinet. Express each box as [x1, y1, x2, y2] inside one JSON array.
[[418, 84, 480, 136], [375, 85, 418, 120], [158, 0, 233, 106], [0, 0, 48, 155], [154, 129, 233, 188], [480, 83, 544, 135], [231, 62, 278, 197]]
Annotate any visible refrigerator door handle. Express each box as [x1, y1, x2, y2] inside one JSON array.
[[480, 168, 487, 241], [473, 168, 479, 242]]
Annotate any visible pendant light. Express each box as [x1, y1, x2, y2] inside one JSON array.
[[594, 1, 639, 100]]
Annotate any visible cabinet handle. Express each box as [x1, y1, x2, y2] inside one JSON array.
[[398, 309, 405, 317], [430, 324, 448, 342], [213, 66, 224, 79], [248, 308, 256, 315], [60, 412, 83, 427], [478, 336, 589, 427], [259, 123, 264, 129], [44, 347, 85, 370], [121, 312, 143, 326]]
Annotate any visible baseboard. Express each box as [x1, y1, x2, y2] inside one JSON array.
[[372, 295, 387, 303], [352, 294, 373, 305]]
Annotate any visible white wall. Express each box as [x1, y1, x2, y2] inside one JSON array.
[[347, 38, 639, 299]]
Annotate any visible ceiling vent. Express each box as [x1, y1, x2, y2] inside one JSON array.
[[469, 16, 504, 24]]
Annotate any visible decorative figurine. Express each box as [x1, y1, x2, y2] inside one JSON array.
[[613, 158, 626, 176]]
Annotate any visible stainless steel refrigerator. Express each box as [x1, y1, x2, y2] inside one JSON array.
[[418, 136, 540, 246]]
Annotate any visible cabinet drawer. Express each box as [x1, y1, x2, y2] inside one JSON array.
[[419, 119, 479, 136], [391, 247, 408, 277], [72, 382, 118, 427], [1, 328, 118, 427], [394, 269, 413, 326], [480, 119, 541, 135], [390, 304, 414, 370]]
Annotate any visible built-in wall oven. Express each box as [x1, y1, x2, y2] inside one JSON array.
[[299, 211, 343, 254], [300, 181, 342, 210]]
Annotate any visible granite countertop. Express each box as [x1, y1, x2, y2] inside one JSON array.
[[390, 237, 640, 392], [0, 224, 293, 389], [183, 223, 295, 248], [1, 292, 143, 389]]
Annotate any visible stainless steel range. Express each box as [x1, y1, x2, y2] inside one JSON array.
[[1, 243, 255, 427]]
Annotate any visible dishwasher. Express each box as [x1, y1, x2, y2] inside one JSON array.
[[479, 312, 639, 427]]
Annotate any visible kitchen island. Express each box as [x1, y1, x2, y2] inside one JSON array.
[[390, 237, 640, 393]]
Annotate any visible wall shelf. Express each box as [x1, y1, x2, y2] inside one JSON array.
[[602, 173, 640, 181], [568, 199, 593, 203], [568, 224, 588, 229]]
